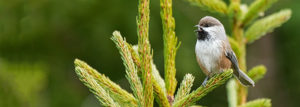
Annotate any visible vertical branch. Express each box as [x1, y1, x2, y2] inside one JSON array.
[[111, 31, 145, 107], [160, 0, 180, 101], [227, 79, 238, 107], [137, 0, 153, 106], [234, 21, 248, 106], [152, 62, 170, 107], [232, 23, 246, 71], [129, 44, 170, 107], [231, 5, 247, 105]]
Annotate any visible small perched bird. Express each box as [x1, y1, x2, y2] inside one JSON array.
[[194, 16, 255, 87]]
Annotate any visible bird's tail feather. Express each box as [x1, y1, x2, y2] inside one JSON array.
[[234, 69, 255, 87]]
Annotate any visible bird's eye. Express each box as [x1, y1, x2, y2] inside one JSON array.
[[204, 24, 209, 27]]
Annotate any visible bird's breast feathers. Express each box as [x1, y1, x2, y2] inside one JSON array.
[[195, 39, 224, 75]]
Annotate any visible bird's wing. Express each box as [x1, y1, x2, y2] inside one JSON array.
[[225, 50, 239, 69], [225, 50, 255, 87], [225, 50, 240, 76]]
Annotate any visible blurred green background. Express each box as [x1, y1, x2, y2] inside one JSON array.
[[0, 0, 299, 106]]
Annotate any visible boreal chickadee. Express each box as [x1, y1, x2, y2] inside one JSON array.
[[194, 16, 255, 87]]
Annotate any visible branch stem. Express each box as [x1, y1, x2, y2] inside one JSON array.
[[160, 0, 179, 100], [233, 16, 247, 106]]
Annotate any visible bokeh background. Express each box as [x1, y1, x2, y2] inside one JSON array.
[[0, 0, 299, 106]]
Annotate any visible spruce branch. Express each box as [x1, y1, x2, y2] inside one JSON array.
[[228, 0, 241, 19], [152, 62, 170, 107], [239, 98, 271, 107], [172, 70, 233, 107], [152, 62, 167, 94], [190, 105, 205, 107], [130, 44, 170, 107], [74, 59, 137, 106], [227, 79, 238, 107], [241, 0, 277, 26], [137, 0, 154, 105], [187, 0, 228, 14], [245, 9, 291, 43], [247, 65, 266, 82], [130, 44, 167, 93], [230, 0, 240, 5], [75, 67, 120, 107], [153, 78, 170, 107], [160, 0, 180, 98], [239, 4, 249, 20], [128, 45, 141, 69], [111, 31, 145, 107], [174, 74, 195, 103]]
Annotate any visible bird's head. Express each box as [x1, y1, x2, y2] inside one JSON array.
[[195, 16, 226, 41]]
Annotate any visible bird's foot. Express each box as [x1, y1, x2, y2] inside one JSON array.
[[201, 77, 210, 87]]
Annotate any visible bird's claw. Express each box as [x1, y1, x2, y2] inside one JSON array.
[[201, 77, 209, 87]]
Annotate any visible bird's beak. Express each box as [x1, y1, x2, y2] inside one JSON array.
[[194, 25, 203, 32]]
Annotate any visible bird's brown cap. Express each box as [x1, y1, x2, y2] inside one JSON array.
[[198, 16, 223, 27]]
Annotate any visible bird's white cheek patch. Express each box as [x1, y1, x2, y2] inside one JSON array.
[[202, 26, 225, 40], [203, 27, 217, 35]]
